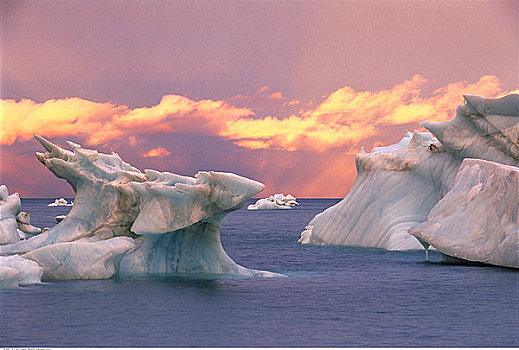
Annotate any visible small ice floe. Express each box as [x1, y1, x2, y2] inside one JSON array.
[[0, 255, 44, 287], [47, 198, 74, 206], [54, 215, 67, 223], [247, 193, 300, 210], [16, 212, 42, 235]]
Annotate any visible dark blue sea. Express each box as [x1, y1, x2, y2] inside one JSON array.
[[1, 198, 518, 347]]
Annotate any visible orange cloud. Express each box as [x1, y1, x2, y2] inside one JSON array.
[[141, 147, 171, 158], [1, 76, 514, 154], [0, 95, 252, 146], [0, 97, 123, 145], [222, 75, 513, 152]]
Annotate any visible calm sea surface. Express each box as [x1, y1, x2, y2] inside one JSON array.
[[1, 198, 518, 347]]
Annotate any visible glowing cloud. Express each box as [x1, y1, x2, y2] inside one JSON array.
[[0, 98, 123, 145], [221, 75, 511, 152], [0, 95, 252, 146], [141, 147, 171, 158], [1, 76, 513, 154]]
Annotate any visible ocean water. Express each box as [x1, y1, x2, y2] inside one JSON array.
[[1, 198, 518, 347]]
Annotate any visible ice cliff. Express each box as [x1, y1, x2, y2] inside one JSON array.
[[247, 193, 300, 210], [299, 132, 461, 249], [409, 159, 518, 268], [0, 136, 281, 285], [300, 94, 518, 264]]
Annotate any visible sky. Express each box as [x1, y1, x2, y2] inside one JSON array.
[[1, 0, 518, 198]]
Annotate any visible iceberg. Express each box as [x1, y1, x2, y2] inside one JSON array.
[[47, 198, 73, 206], [422, 94, 519, 166], [299, 131, 461, 249], [0, 185, 22, 245], [247, 193, 300, 210], [409, 159, 518, 268], [0, 136, 282, 284], [0, 255, 44, 287], [16, 211, 42, 235], [0, 185, 42, 245], [22, 237, 136, 280], [300, 94, 519, 257]]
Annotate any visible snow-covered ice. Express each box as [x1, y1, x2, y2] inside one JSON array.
[[409, 159, 518, 268], [247, 193, 300, 210], [0, 136, 282, 285], [300, 94, 519, 263]]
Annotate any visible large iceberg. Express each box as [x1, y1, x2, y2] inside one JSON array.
[[0, 136, 282, 284], [300, 94, 519, 258], [409, 158, 518, 268], [300, 131, 461, 249]]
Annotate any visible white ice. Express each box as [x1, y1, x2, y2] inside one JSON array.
[[22, 237, 136, 280], [16, 212, 42, 234], [0, 136, 282, 285], [299, 131, 461, 249], [1, 185, 42, 245], [422, 94, 519, 167], [47, 198, 73, 206], [0, 185, 22, 245], [409, 159, 518, 268], [0, 255, 44, 287], [247, 193, 300, 210], [300, 94, 519, 263]]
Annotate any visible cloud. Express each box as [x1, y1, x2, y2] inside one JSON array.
[[0, 95, 252, 146], [0, 97, 123, 145], [141, 147, 171, 158], [221, 75, 512, 152], [1, 75, 514, 154]]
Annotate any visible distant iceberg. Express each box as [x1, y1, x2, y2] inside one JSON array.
[[0, 136, 282, 286], [247, 193, 300, 210], [300, 94, 518, 267], [47, 198, 73, 206]]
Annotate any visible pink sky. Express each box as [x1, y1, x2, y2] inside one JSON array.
[[1, 0, 518, 198]]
